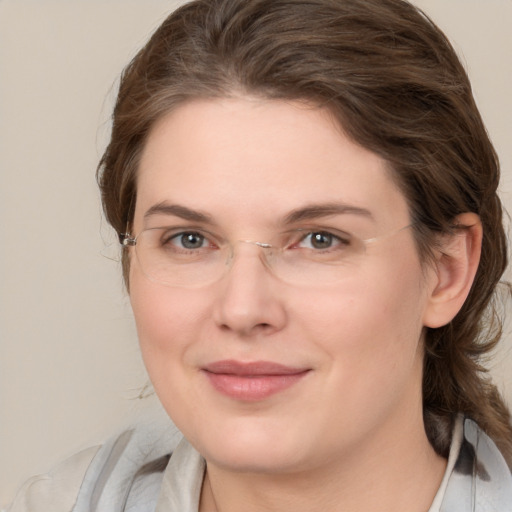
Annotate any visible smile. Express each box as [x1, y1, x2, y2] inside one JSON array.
[[202, 360, 311, 401]]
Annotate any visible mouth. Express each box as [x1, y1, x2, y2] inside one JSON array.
[[201, 360, 311, 401]]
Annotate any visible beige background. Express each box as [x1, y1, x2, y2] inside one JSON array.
[[1, 0, 511, 505]]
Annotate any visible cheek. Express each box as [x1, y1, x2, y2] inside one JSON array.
[[300, 268, 427, 430], [129, 275, 218, 433], [129, 272, 206, 374], [301, 257, 428, 379]]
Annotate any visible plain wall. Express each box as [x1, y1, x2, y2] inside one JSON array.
[[1, 0, 511, 505]]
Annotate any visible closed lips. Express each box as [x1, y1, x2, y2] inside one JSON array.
[[203, 360, 309, 376], [202, 360, 311, 401]]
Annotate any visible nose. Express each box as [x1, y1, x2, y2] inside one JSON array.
[[212, 243, 287, 337]]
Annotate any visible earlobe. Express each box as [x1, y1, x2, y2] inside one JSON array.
[[423, 213, 482, 328]]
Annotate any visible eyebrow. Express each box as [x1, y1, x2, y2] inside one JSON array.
[[143, 201, 374, 225], [144, 202, 213, 223], [283, 203, 374, 224]]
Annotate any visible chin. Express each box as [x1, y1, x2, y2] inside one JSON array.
[[186, 415, 311, 473], [204, 441, 306, 474]]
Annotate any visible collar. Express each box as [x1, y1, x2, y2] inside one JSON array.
[[155, 418, 512, 512]]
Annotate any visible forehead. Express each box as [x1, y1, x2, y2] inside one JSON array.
[[135, 97, 410, 230]]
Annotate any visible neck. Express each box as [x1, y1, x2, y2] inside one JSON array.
[[199, 413, 447, 512]]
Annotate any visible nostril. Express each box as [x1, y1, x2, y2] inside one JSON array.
[[253, 322, 274, 333]]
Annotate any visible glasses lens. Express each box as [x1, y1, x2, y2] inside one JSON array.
[[134, 228, 226, 287], [131, 225, 410, 287]]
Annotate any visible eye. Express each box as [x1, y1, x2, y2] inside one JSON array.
[[309, 232, 334, 249], [297, 231, 348, 250], [160, 230, 212, 251], [176, 232, 207, 249]]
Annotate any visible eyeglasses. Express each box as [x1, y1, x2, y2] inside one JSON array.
[[120, 224, 412, 288]]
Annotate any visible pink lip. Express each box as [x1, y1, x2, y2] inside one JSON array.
[[202, 360, 310, 401]]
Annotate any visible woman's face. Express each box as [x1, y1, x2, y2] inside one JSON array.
[[130, 97, 438, 474]]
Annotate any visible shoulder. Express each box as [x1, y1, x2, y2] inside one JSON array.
[[6, 446, 100, 512], [440, 417, 512, 511], [7, 417, 181, 512]]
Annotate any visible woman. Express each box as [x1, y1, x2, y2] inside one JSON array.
[[8, 0, 512, 510]]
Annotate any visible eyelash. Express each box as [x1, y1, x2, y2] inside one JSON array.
[[293, 230, 351, 251], [158, 227, 353, 252], [161, 230, 215, 251]]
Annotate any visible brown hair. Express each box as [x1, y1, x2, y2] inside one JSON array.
[[98, 0, 512, 465]]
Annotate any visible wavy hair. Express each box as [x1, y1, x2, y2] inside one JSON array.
[[98, 0, 512, 466]]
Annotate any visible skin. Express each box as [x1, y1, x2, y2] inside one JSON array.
[[129, 97, 470, 512]]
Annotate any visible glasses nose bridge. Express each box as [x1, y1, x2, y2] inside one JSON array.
[[225, 238, 276, 270], [239, 239, 273, 249]]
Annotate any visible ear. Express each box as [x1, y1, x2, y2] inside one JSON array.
[[422, 213, 482, 328]]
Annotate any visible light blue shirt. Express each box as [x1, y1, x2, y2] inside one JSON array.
[[8, 416, 512, 511]]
